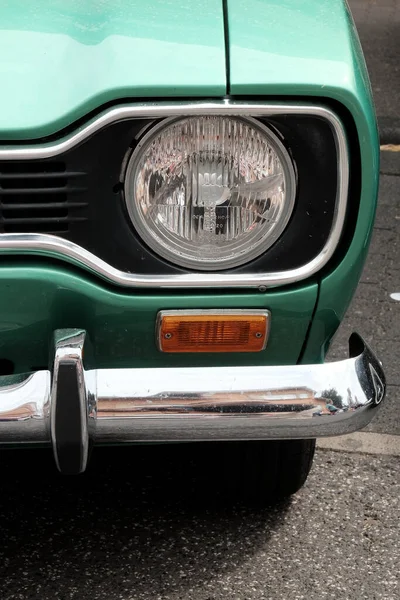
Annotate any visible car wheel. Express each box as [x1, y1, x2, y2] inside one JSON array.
[[210, 439, 316, 503]]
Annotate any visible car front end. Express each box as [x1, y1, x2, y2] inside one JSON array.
[[0, 0, 385, 496]]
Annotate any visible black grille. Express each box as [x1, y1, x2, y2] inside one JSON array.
[[0, 162, 88, 233]]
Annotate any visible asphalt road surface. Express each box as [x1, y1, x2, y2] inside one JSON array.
[[0, 445, 399, 600]]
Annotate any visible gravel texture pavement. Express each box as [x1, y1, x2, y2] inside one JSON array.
[[0, 445, 399, 600]]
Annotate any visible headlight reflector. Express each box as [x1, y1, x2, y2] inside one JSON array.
[[124, 116, 295, 270]]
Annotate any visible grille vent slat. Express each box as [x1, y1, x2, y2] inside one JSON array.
[[0, 162, 88, 233], [1, 202, 88, 210], [3, 216, 87, 224], [0, 186, 87, 195], [0, 171, 85, 180]]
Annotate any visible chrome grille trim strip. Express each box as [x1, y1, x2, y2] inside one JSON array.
[[0, 101, 348, 289]]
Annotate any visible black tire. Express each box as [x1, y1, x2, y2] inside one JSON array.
[[210, 439, 316, 504]]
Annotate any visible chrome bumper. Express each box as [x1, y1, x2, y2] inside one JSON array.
[[0, 329, 385, 474]]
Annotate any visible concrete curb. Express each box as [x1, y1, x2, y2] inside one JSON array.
[[378, 116, 400, 145], [317, 431, 400, 457]]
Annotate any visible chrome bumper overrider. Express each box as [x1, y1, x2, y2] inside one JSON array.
[[0, 329, 385, 474]]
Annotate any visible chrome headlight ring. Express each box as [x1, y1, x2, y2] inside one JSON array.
[[123, 115, 296, 271]]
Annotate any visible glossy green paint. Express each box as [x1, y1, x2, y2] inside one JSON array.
[[0, 0, 226, 140], [227, 0, 380, 362], [0, 264, 317, 373]]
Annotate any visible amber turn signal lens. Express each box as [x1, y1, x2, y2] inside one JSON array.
[[157, 310, 270, 353]]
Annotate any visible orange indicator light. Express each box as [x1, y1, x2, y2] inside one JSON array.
[[157, 310, 270, 353]]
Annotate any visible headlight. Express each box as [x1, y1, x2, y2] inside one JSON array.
[[124, 116, 296, 270]]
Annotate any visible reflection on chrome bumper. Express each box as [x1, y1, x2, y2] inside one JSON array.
[[0, 329, 385, 474]]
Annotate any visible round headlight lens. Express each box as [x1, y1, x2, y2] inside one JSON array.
[[124, 116, 295, 270]]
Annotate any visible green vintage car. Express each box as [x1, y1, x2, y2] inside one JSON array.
[[0, 0, 386, 500]]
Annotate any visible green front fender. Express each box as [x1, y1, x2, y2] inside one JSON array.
[[227, 0, 380, 361]]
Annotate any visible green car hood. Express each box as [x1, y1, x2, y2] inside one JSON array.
[[0, 0, 226, 140]]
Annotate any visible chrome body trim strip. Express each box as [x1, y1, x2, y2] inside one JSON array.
[[0, 101, 348, 289], [0, 332, 386, 464]]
